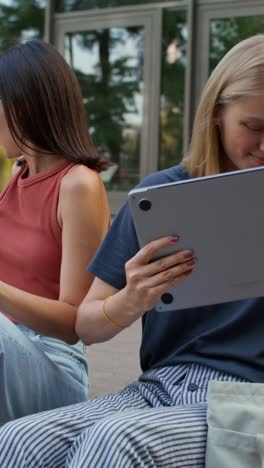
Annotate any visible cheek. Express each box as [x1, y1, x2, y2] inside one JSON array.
[[0, 124, 20, 158], [0, 139, 20, 159], [234, 127, 258, 151], [230, 126, 244, 143], [224, 129, 257, 160], [0, 122, 11, 146]]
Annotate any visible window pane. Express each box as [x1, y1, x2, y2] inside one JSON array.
[[65, 27, 144, 191], [210, 16, 264, 73], [56, 0, 172, 14], [159, 9, 187, 170]]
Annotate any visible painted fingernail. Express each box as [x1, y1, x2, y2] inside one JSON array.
[[169, 236, 179, 243], [186, 258, 196, 266], [184, 250, 193, 258]]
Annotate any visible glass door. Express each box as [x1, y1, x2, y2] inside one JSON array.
[[193, 0, 264, 111], [54, 7, 162, 214]]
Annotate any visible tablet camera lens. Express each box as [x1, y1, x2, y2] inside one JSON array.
[[161, 293, 173, 305], [138, 199, 152, 211]]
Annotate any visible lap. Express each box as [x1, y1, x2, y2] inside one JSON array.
[[0, 313, 88, 423], [0, 363, 241, 467], [0, 387, 207, 468], [67, 404, 207, 468], [0, 387, 148, 467]]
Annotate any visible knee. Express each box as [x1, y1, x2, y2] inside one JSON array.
[[70, 417, 137, 466], [0, 417, 55, 467], [92, 417, 135, 446], [86, 416, 142, 463], [0, 419, 33, 466]]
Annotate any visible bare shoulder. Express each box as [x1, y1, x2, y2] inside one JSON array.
[[57, 164, 109, 234], [60, 164, 103, 195], [58, 164, 109, 224]]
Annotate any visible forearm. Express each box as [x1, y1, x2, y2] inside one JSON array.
[[76, 289, 143, 345], [0, 281, 78, 344]]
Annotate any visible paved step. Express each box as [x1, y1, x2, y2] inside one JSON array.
[[88, 319, 142, 399]]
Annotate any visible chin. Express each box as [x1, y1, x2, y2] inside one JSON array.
[[235, 158, 256, 170]]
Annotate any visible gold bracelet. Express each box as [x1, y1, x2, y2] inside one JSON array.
[[102, 296, 126, 330]]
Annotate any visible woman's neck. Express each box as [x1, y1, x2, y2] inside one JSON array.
[[23, 153, 65, 176]]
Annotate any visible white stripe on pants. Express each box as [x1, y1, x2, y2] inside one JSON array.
[[0, 363, 246, 467]]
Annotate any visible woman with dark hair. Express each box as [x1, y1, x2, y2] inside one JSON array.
[[0, 40, 110, 424]]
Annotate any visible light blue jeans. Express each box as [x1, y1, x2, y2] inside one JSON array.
[[0, 313, 88, 425]]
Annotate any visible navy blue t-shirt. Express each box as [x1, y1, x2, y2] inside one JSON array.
[[89, 164, 264, 382]]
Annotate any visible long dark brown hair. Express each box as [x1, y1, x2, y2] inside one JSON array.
[[0, 40, 110, 172]]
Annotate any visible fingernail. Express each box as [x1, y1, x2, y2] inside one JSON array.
[[184, 250, 193, 259], [186, 258, 196, 266], [169, 236, 179, 243]]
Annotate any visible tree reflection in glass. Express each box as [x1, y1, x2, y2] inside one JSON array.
[[65, 27, 144, 191], [0, 0, 45, 52], [210, 15, 264, 73]]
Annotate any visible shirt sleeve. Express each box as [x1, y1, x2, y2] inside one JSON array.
[[88, 201, 139, 290]]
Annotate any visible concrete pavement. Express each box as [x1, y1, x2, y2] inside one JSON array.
[[88, 319, 142, 399]]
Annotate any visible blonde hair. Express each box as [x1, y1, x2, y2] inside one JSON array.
[[182, 34, 264, 178]]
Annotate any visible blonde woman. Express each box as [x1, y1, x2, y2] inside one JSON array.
[[1, 35, 264, 467]]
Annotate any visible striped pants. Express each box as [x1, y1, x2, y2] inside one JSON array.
[[0, 363, 245, 468]]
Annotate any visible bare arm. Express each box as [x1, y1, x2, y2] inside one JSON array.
[[0, 165, 110, 343], [76, 236, 197, 345]]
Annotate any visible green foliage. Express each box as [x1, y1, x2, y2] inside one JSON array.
[[210, 16, 264, 73], [0, 147, 13, 190], [0, 0, 45, 52], [68, 27, 142, 169]]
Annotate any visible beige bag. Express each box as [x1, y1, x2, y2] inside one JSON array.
[[206, 380, 264, 468]]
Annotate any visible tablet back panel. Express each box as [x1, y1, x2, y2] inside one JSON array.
[[128, 166, 264, 311]]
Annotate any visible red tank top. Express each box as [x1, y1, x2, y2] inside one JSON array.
[[0, 160, 75, 321]]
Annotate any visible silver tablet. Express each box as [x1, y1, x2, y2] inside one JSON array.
[[128, 166, 264, 311]]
